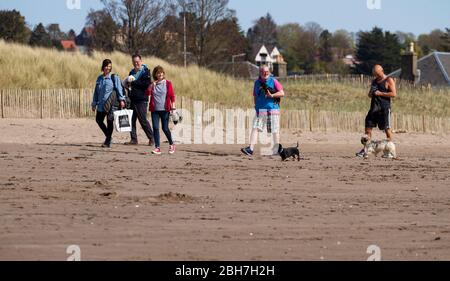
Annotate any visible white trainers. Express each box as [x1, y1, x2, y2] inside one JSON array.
[[382, 152, 395, 159]]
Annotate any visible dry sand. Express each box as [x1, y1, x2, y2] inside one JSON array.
[[0, 119, 449, 261]]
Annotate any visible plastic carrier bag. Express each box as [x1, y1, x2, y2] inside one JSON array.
[[113, 109, 133, 133]]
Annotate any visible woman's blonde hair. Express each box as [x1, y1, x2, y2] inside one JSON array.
[[152, 65, 165, 81]]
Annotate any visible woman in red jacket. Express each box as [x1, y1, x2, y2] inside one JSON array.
[[146, 66, 176, 155]]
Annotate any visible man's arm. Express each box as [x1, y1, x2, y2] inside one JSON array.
[[267, 79, 285, 98], [375, 78, 397, 98], [270, 89, 285, 98], [131, 70, 151, 90]]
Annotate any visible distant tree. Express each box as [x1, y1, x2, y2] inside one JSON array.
[[247, 13, 278, 48], [278, 23, 353, 74], [381, 31, 403, 73], [67, 29, 77, 40], [203, 17, 247, 65], [331, 29, 354, 58], [149, 2, 245, 67], [304, 21, 323, 45], [355, 27, 402, 75], [101, 0, 167, 54], [296, 23, 325, 74], [0, 10, 30, 43], [277, 23, 304, 72], [319, 29, 333, 62], [294, 29, 318, 74], [47, 24, 64, 41], [418, 29, 446, 55], [29, 23, 52, 48], [46, 23, 65, 49], [87, 9, 119, 52], [177, 0, 235, 66], [441, 28, 450, 52], [147, 14, 181, 62]]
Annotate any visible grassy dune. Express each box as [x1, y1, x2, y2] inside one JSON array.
[[0, 40, 253, 108], [282, 81, 450, 117], [1, 40, 449, 117]]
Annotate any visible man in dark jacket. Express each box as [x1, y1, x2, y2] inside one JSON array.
[[125, 54, 154, 146]]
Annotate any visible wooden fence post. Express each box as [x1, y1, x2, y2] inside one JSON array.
[[40, 89, 43, 119], [422, 115, 426, 133], [79, 89, 83, 118], [0, 89, 3, 119]]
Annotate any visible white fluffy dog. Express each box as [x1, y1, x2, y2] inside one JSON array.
[[361, 135, 397, 159], [122, 75, 136, 91]]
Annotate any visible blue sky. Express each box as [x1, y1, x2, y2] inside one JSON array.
[[0, 0, 448, 35]]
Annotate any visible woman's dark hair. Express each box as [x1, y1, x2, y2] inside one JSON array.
[[101, 59, 112, 71], [152, 65, 165, 81]]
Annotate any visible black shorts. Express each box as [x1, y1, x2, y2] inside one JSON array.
[[365, 108, 391, 130]]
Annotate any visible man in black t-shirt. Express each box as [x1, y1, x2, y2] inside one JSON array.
[[356, 64, 397, 157]]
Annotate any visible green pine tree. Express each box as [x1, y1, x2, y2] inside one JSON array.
[[355, 27, 402, 75], [0, 10, 30, 43], [29, 23, 52, 48]]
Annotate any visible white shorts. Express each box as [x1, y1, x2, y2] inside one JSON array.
[[252, 111, 280, 134]]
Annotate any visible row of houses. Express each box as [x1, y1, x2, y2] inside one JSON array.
[[58, 26, 94, 53]]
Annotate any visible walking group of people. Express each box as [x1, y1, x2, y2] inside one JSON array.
[[91, 54, 176, 155], [240, 63, 396, 158], [92, 55, 396, 158]]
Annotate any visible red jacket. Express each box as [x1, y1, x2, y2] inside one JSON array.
[[146, 80, 175, 112]]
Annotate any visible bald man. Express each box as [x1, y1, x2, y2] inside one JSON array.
[[241, 65, 285, 156], [356, 64, 397, 158]]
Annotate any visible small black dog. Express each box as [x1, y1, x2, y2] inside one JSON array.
[[278, 142, 301, 161]]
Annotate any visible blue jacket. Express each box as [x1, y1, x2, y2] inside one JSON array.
[[253, 76, 281, 113], [128, 64, 152, 102], [92, 73, 125, 112]]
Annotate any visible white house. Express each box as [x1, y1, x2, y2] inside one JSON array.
[[254, 45, 287, 77], [255, 45, 285, 68]]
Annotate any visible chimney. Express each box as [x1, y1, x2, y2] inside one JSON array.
[[400, 42, 418, 83]]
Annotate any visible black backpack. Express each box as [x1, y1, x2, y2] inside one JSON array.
[[103, 74, 131, 112]]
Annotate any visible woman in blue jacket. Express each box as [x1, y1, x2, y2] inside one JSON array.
[[91, 59, 126, 148]]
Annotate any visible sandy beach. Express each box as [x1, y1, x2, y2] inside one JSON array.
[[0, 119, 449, 260]]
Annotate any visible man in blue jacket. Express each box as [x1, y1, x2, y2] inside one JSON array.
[[124, 54, 154, 146], [241, 65, 285, 156]]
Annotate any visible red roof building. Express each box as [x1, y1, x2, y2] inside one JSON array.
[[60, 40, 77, 51]]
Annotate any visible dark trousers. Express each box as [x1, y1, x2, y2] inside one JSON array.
[[130, 101, 154, 142], [96, 111, 113, 144], [151, 111, 173, 148]]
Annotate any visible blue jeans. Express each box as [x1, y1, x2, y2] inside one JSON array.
[[151, 111, 173, 148]]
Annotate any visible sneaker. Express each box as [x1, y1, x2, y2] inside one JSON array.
[[241, 146, 253, 156], [151, 148, 162, 155], [169, 144, 176, 154], [382, 152, 395, 159], [356, 149, 365, 158], [102, 138, 112, 148]]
